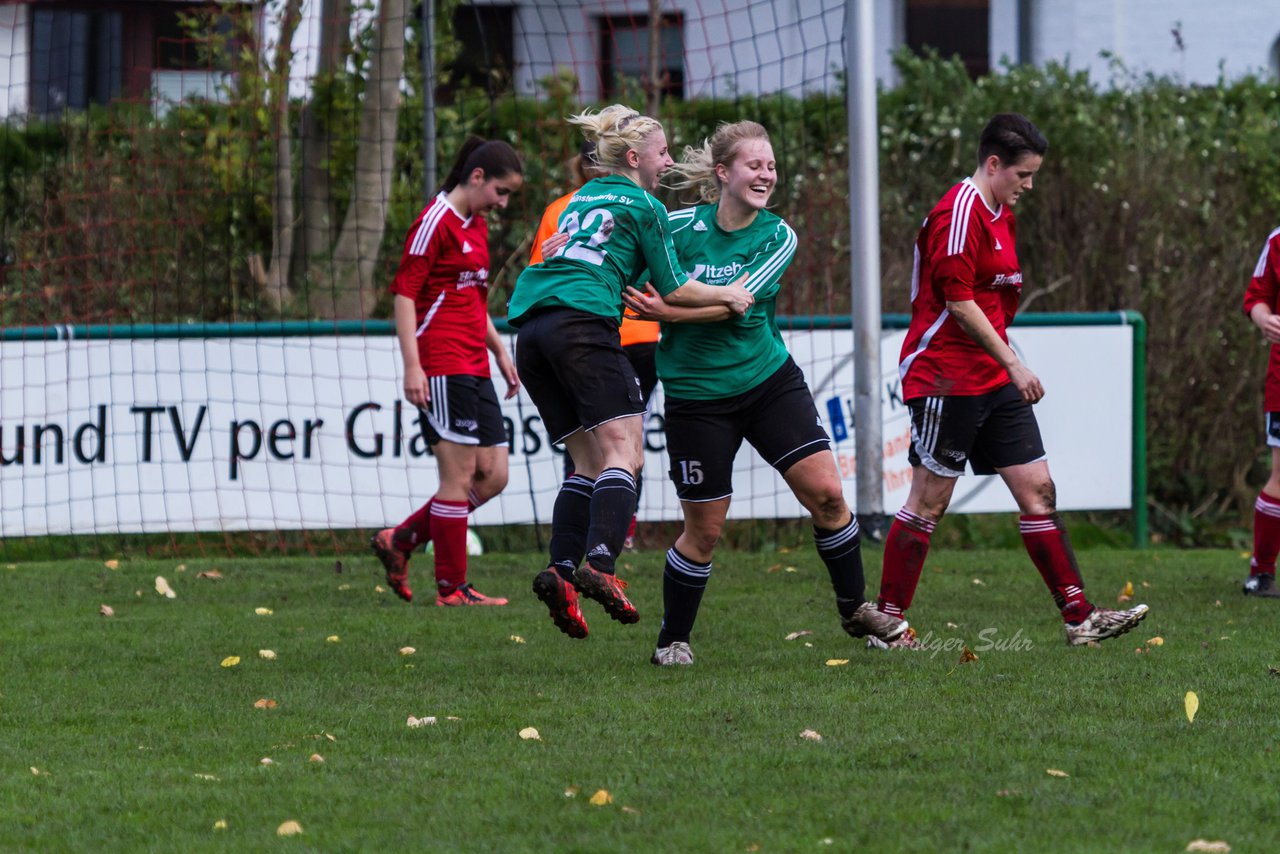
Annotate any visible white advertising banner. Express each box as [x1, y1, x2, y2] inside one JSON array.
[[0, 324, 1132, 536]]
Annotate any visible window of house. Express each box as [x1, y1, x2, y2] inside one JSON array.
[[448, 4, 516, 94], [599, 13, 685, 100], [29, 8, 123, 116], [29, 3, 244, 118], [905, 0, 990, 78]]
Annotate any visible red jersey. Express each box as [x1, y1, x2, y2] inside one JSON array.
[[389, 192, 491, 378], [1242, 226, 1280, 410], [899, 178, 1023, 399]]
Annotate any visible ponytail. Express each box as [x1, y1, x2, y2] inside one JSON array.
[[567, 104, 664, 174], [441, 136, 523, 193]]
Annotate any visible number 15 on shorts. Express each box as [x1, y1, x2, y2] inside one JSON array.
[[678, 460, 704, 486]]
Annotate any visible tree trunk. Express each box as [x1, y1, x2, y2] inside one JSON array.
[[322, 0, 405, 319], [297, 0, 352, 277], [248, 0, 302, 312]]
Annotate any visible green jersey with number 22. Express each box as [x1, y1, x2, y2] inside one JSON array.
[[508, 175, 689, 326]]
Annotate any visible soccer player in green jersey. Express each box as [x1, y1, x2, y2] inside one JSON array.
[[509, 105, 754, 639], [621, 121, 909, 665]]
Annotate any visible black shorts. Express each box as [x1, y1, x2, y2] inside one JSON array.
[[515, 309, 645, 443], [664, 357, 831, 502], [421, 375, 507, 447], [907, 383, 1046, 477], [625, 340, 659, 403], [1267, 412, 1280, 449]]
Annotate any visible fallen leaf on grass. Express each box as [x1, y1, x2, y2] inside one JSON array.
[[259, 757, 273, 765], [399, 647, 416, 656], [1147, 637, 1164, 646], [972, 578, 985, 586], [154, 576, 176, 599], [1185, 841, 1231, 853], [589, 789, 612, 806], [196, 570, 222, 580], [766, 563, 782, 573], [783, 566, 797, 573], [276, 820, 303, 837], [338, 583, 352, 591], [220, 656, 240, 668], [621, 806, 641, 815], [259, 649, 276, 660], [253, 698, 278, 709], [799, 729, 823, 742], [564, 785, 580, 798], [1118, 580, 1134, 603], [29, 767, 41, 776], [309, 754, 324, 763], [995, 789, 1014, 797], [194, 773, 219, 781], [825, 659, 849, 667], [519, 727, 541, 741], [446, 716, 461, 721], [958, 646, 979, 664], [804, 642, 814, 648], [175, 564, 186, 573], [254, 607, 273, 616], [374, 585, 386, 594], [1186, 691, 1200, 724], [946, 622, 960, 629], [326, 635, 340, 643], [99, 604, 115, 617], [784, 630, 813, 641], [510, 635, 526, 644], [213, 819, 227, 830], [406, 716, 437, 728], [104, 559, 120, 570], [1046, 768, 1070, 778]]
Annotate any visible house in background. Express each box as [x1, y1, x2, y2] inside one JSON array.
[[2, 0, 1279, 119], [0, 0, 257, 119]]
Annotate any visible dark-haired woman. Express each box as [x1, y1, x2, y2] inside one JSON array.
[[871, 113, 1148, 647], [371, 137, 523, 607]]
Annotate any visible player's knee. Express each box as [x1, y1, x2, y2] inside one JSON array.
[[687, 521, 723, 554], [808, 489, 849, 529], [1037, 479, 1057, 513]]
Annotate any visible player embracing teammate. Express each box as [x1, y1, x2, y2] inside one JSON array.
[[621, 121, 908, 664], [507, 105, 754, 638]]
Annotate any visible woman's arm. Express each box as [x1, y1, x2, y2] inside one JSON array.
[[394, 294, 429, 408], [946, 299, 1044, 403], [485, 314, 521, 399]]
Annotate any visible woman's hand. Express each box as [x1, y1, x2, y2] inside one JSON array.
[[403, 363, 430, 409]]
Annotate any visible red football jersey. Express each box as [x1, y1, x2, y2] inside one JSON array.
[[899, 178, 1023, 399], [389, 192, 492, 378], [1242, 226, 1280, 411]]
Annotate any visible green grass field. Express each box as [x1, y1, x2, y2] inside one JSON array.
[[0, 545, 1270, 852]]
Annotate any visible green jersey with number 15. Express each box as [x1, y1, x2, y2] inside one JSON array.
[[508, 175, 689, 326], [657, 205, 798, 400]]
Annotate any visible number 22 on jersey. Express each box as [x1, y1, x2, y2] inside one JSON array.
[[559, 208, 615, 266]]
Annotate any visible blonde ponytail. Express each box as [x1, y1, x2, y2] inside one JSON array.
[[567, 104, 665, 173]]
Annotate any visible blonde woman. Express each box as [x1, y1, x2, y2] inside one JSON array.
[[509, 105, 753, 639], [621, 121, 907, 664]]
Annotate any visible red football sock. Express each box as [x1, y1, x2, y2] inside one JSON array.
[[1252, 491, 1280, 576], [394, 498, 432, 551], [877, 509, 936, 619], [430, 499, 470, 593], [1020, 514, 1092, 623]]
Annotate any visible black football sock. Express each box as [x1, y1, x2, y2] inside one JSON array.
[[656, 547, 711, 647]]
